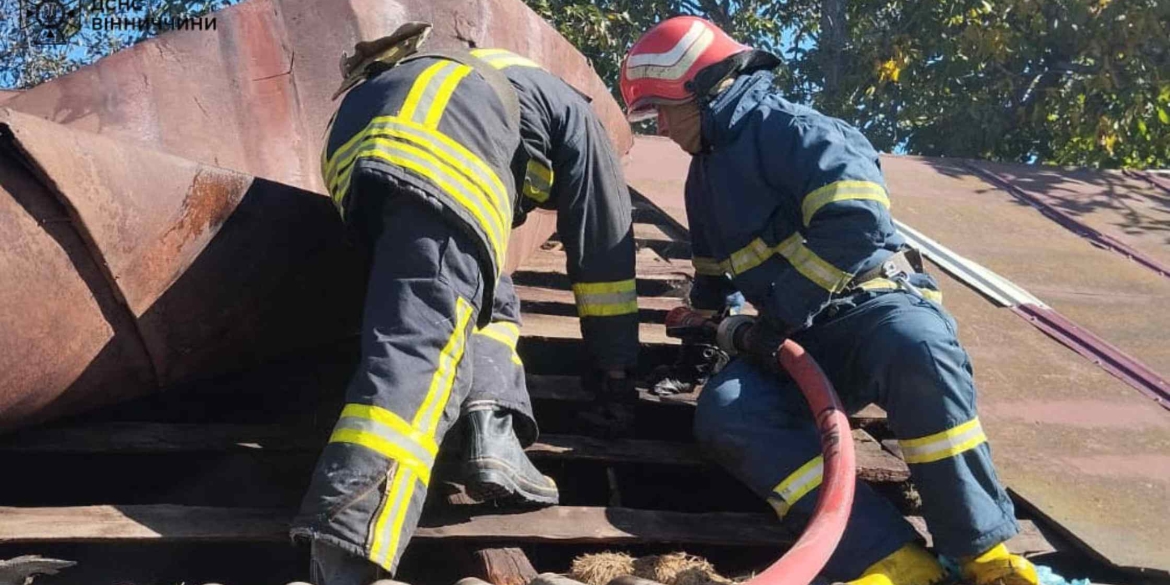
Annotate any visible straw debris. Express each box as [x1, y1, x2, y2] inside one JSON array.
[[569, 552, 732, 585]]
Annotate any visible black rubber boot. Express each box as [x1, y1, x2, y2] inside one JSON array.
[[461, 408, 559, 506]]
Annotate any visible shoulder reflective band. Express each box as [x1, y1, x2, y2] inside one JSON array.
[[801, 180, 890, 227], [767, 455, 823, 519], [399, 60, 473, 129], [523, 159, 554, 203], [898, 417, 987, 464], [471, 48, 542, 70], [572, 279, 638, 317], [475, 321, 524, 365], [323, 116, 511, 270]]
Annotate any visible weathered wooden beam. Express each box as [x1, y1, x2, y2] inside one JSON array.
[[0, 424, 908, 483], [0, 505, 793, 546], [0, 505, 1055, 555]]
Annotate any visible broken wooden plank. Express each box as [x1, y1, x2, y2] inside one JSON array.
[[0, 423, 320, 453], [0, 505, 795, 546], [0, 504, 1053, 553], [534, 432, 909, 483], [515, 285, 681, 313], [0, 424, 907, 483], [519, 247, 692, 282], [465, 547, 538, 585], [528, 376, 887, 424], [416, 506, 796, 545], [520, 312, 677, 345], [0, 505, 291, 543]]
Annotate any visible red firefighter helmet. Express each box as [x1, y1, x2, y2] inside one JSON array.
[[620, 16, 751, 121]]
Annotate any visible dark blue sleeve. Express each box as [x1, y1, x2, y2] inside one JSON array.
[[753, 112, 898, 329]]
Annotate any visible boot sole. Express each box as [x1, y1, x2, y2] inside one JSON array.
[[462, 458, 559, 506]]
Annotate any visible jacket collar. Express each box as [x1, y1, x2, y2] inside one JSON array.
[[699, 70, 773, 152]]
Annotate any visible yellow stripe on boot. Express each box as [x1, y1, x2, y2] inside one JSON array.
[[961, 543, 1039, 585], [847, 543, 947, 585]]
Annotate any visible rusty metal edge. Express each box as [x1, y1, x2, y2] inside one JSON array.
[[963, 161, 1170, 280], [1011, 304, 1170, 411], [1007, 488, 1170, 580], [0, 110, 163, 386]]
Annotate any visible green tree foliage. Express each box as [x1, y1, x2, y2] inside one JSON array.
[[526, 0, 1169, 169]]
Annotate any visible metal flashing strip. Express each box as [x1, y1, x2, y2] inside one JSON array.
[[1012, 305, 1170, 411], [893, 219, 1046, 308], [964, 161, 1170, 280]]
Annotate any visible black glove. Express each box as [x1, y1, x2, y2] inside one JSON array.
[[649, 341, 729, 395], [577, 369, 637, 438], [734, 318, 788, 372]]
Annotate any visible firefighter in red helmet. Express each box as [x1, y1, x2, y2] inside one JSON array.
[[620, 16, 1039, 585]]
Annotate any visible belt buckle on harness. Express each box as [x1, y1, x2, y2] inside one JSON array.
[[881, 260, 925, 299]]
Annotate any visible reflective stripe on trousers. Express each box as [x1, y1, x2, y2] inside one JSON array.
[[292, 196, 489, 574]]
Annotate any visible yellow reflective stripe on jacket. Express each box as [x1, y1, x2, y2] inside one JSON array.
[[775, 233, 853, 293], [324, 116, 509, 217], [692, 256, 725, 276], [399, 60, 472, 127], [727, 238, 775, 275], [322, 116, 511, 265], [572, 279, 638, 317], [767, 455, 823, 519], [857, 278, 943, 304], [471, 48, 541, 70], [709, 235, 852, 294], [801, 180, 891, 227], [899, 417, 987, 464], [346, 137, 508, 265], [476, 321, 524, 365], [523, 159, 554, 203]]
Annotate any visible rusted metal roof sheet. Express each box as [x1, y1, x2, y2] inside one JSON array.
[[624, 136, 1170, 575], [0, 108, 366, 431], [883, 156, 1170, 398], [0, 143, 156, 430], [966, 161, 1170, 279], [3, 0, 632, 196], [0, 0, 633, 431]]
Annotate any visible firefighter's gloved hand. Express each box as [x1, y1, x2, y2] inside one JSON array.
[[719, 316, 789, 372], [577, 369, 637, 438], [649, 341, 729, 395]]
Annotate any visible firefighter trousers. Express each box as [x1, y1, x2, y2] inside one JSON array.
[[693, 277, 1019, 581], [292, 187, 524, 575]]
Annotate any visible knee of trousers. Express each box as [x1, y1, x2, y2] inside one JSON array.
[[876, 309, 978, 428], [693, 359, 817, 493], [693, 359, 761, 457]]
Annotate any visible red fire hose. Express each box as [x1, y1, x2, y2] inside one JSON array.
[[743, 339, 857, 585], [661, 307, 856, 584]]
